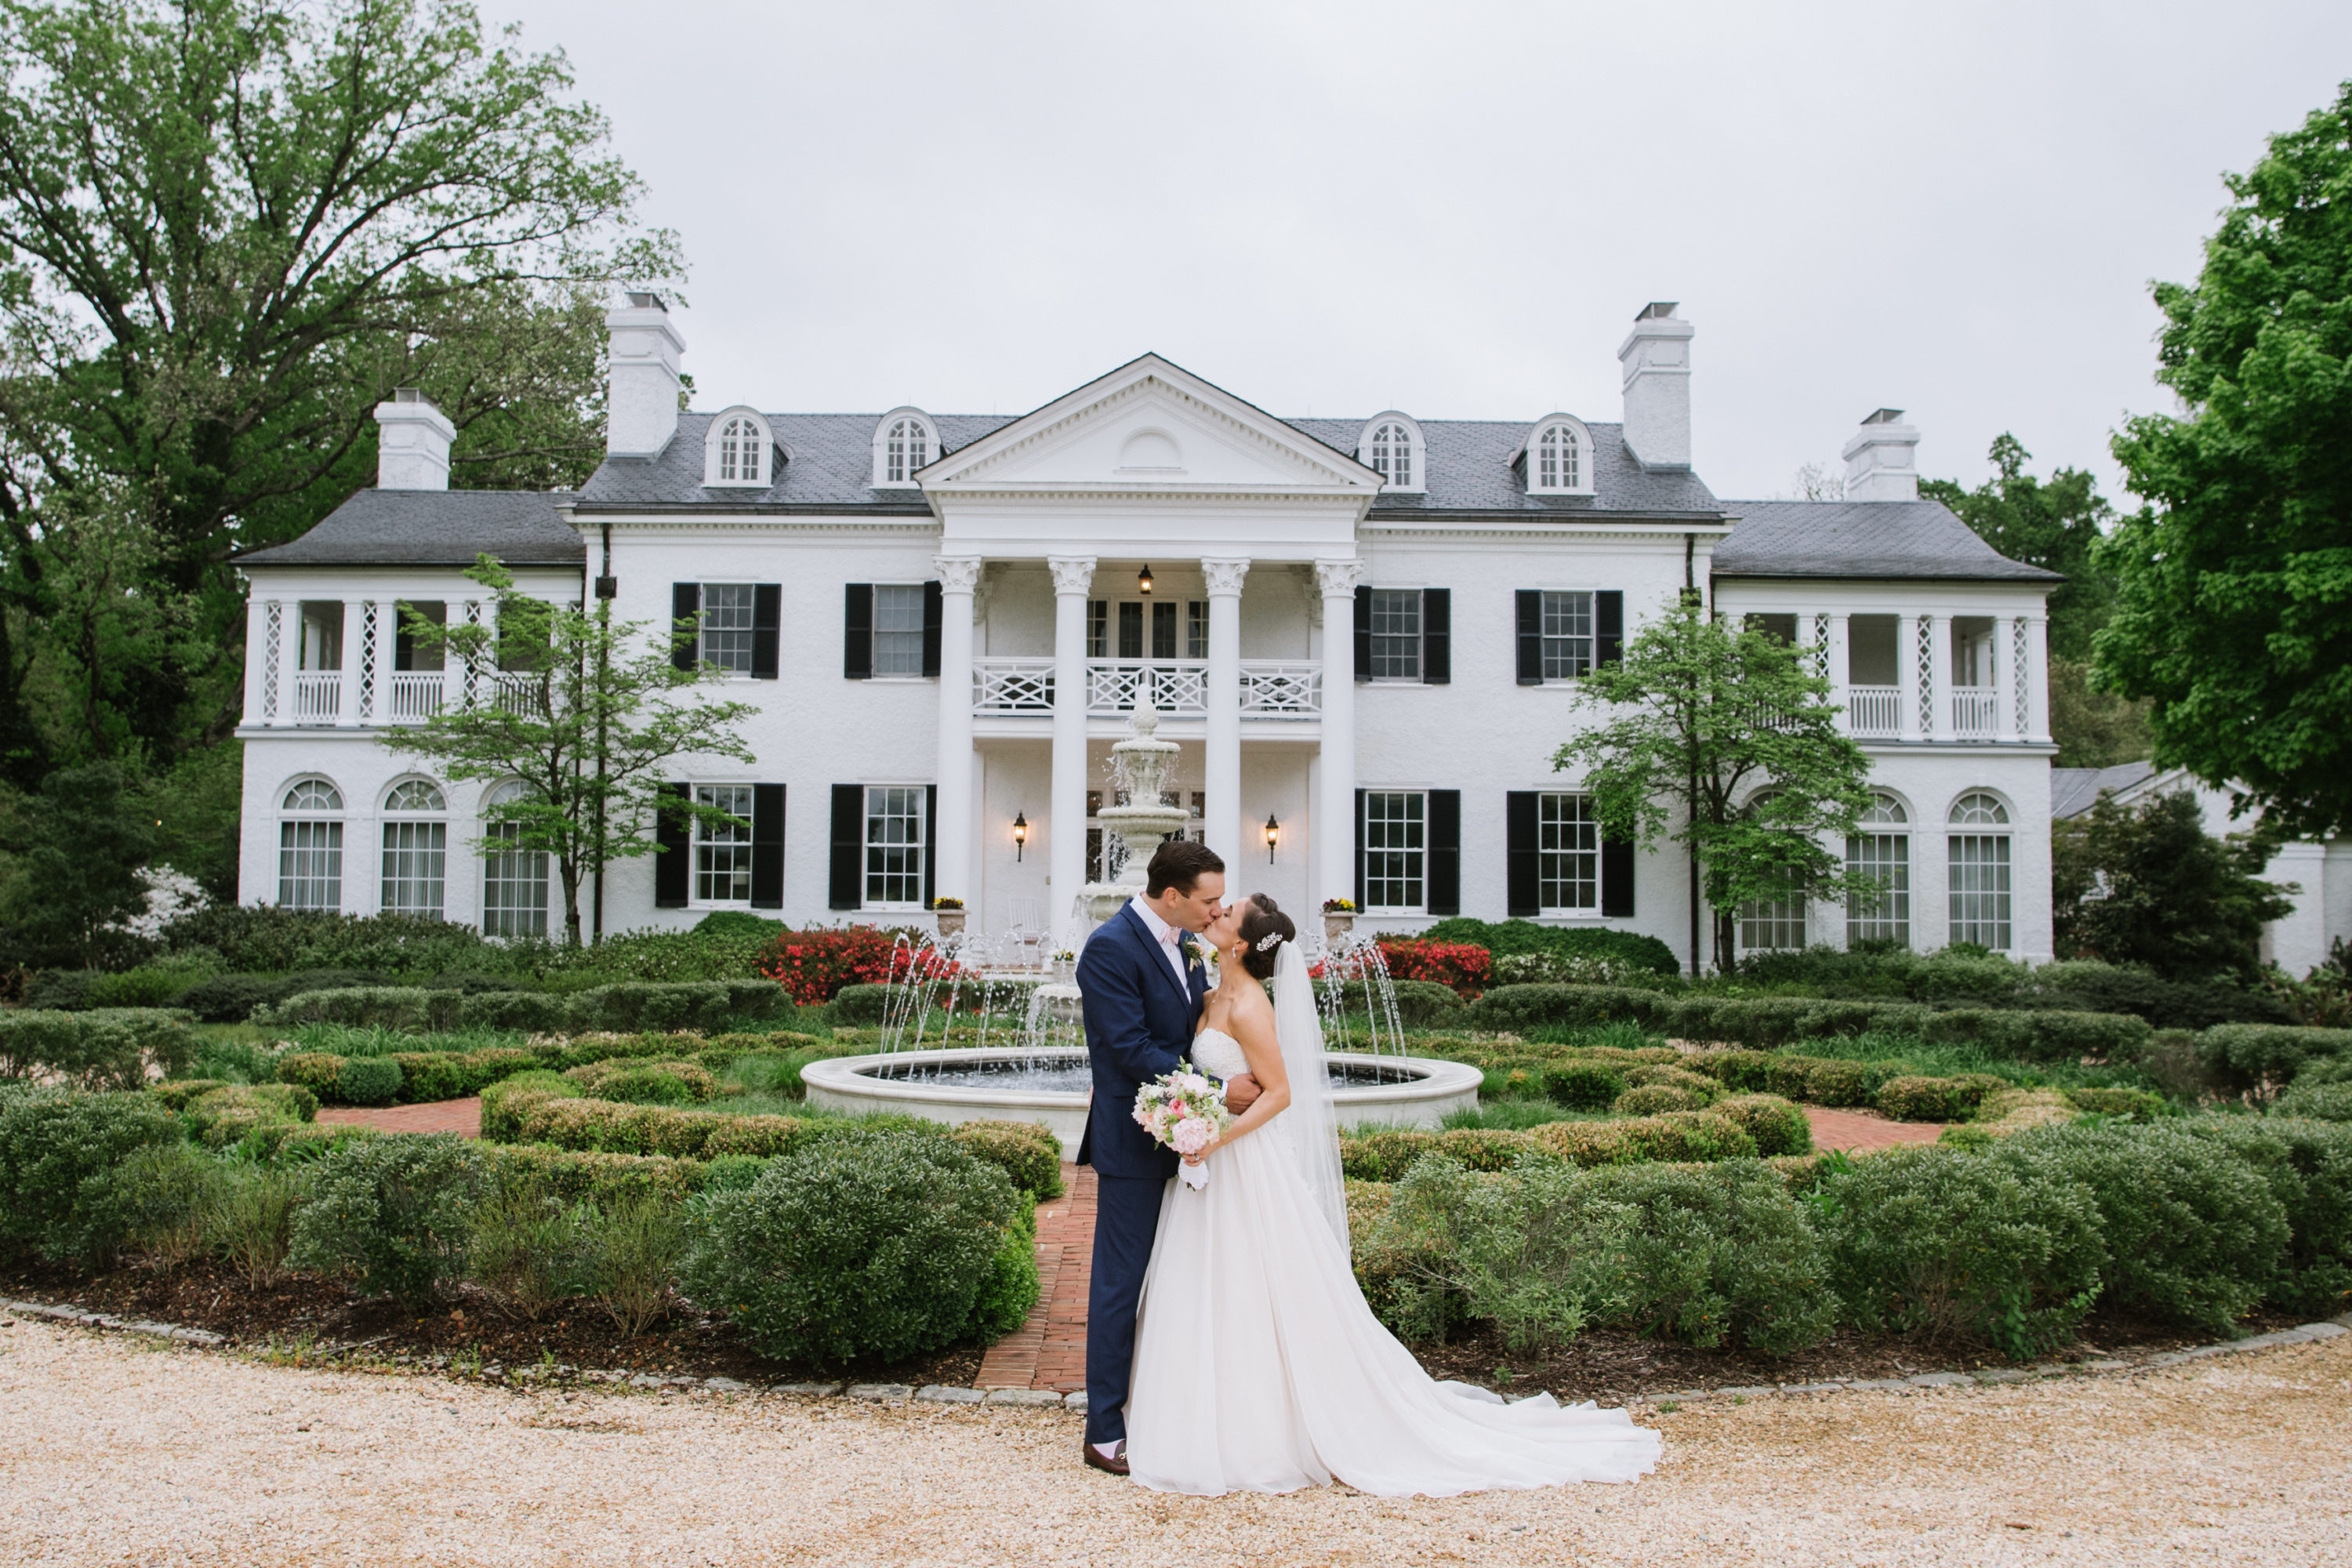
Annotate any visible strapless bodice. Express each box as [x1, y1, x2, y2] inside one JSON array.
[[1189, 1025, 1250, 1081]]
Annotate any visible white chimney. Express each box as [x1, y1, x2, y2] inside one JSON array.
[[605, 291, 685, 458], [1617, 301, 1694, 471], [374, 389, 455, 490], [1842, 408, 1921, 501]]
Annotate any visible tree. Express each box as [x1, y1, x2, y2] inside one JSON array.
[[0, 760, 154, 966], [2053, 789, 2294, 982], [1553, 595, 1878, 974], [379, 558, 755, 946], [0, 0, 679, 775], [2100, 82, 2352, 840]]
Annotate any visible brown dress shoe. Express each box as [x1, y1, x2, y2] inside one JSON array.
[[1083, 1439, 1131, 1476]]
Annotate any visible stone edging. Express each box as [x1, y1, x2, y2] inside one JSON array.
[[7, 1294, 2344, 1411]]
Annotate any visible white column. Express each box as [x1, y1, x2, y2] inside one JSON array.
[[931, 556, 983, 917], [1048, 556, 1095, 942], [1928, 612, 1955, 742], [1896, 613, 1922, 742], [1201, 557, 1250, 869], [1827, 612, 1852, 732], [1992, 614, 2013, 740], [1314, 559, 1362, 907], [448, 599, 480, 712], [336, 598, 365, 728], [2025, 614, 2051, 744]]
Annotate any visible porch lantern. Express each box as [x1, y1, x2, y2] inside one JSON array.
[[1012, 811, 1029, 862], [1137, 564, 1154, 595], [1264, 814, 1280, 863]]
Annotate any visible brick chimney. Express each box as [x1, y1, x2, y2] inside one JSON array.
[[1842, 408, 1920, 501], [606, 291, 685, 459], [374, 389, 454, 490], [1617, 301, 1694, 471]]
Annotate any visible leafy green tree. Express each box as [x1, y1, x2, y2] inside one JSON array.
[[2053, 789, 2294, 982], [379, 559, 756, 946], [2100, 82, 2352, 840], [1554, 596, 1878, 975], [0, 760, 154, 966]]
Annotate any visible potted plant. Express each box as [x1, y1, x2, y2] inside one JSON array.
[[932, 896, 966, 937], [1321, 896, 1357, 943]]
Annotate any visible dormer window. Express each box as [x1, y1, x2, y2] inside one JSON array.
[[702, 407, 775, 488], [1518, 415, 1595, 496], [872, 408, 939, 488], [1356, 412, 1424, 493]]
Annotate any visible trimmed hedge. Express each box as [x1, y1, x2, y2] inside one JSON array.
[[2198, 1025, 2352, 1097], [255, 981, 793, 1035], [1711, 1093, 1814, 1157], [0, 1009, 198, 1091], [1875, 1074, 2008, 1123]]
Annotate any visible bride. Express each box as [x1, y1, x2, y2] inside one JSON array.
[[1123, 893, 1661, 1497]]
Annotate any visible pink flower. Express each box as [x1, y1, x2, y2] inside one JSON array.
[[1172, 1117, 1214, 1156]]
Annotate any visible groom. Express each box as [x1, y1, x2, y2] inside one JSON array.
[[1074, 838, 1258, 1475]]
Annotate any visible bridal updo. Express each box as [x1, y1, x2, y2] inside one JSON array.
[[1233, 894, 1297, 982]]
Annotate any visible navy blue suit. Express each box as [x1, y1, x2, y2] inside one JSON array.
[[1075, 902, 1207, 1446]]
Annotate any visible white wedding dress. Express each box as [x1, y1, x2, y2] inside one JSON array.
[[1123, 1005, 1661, 1497]]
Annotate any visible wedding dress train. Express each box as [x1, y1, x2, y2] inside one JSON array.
[[1123, 1021, 1661, 1497]]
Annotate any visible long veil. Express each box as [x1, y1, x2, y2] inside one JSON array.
[[1272, 941, 1348, 1246]]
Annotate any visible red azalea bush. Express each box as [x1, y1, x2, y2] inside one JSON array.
[[1374, 938, 1494, 1000], [757, 926, 955, 1004]]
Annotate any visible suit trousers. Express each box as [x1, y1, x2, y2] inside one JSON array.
[[1084, 1172, 1169, 1446]]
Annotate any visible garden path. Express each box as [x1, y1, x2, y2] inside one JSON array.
[[318, 1098, 481, 1137], [1802, 1106, 1945, 1152]]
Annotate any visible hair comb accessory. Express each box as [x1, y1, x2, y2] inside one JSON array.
[[1255, 931, 1285, 953]]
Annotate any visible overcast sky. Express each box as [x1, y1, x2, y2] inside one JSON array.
[[487, 0, 2350, 505]]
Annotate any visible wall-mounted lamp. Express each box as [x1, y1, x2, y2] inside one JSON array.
[[1264, 813, 1280, 864], [1012, 811, 1029, 862], [1137, 564, 1154, 595]]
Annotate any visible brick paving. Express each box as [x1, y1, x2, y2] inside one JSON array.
[[1803, 1105, 1944, 1151], [975, 1163, 1094, 1392], [317, 1098, 481, 1137]]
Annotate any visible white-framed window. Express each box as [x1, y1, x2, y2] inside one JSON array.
[[695, 784, 755, 906], [1186, 599, 1207, 659], [1947, 792, 2013, 949], [873, 585, 927, 676], [1737, 791, 1806, 950], [481, 780, 550, 938], [699, 583, 757, 673], [1520, 415, 1594, 495], [1357, 414, 1423, 492], [1363, 790, 1426, 913], [379, 779, 447, 918], [1846, 791, 1911, 947], [865, 786, 927, 909], [1537, 792, 1599, 912], [872, 408, 938, 488], [278, 779, 343, 911], [1369, 588, 1422, 681], [702, 406, 773, 487], [1541, 590, 1595, 679]]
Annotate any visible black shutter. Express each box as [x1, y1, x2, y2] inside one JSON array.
[[750, 782, 786, 909], [1427, 789, 1461, 915], [670, 583, 700, 672], [1601, 832, 1636, 917], [829, 785, 864, 909], [1595, 590, 1624, 669], [750, 584, 781, 681], [1515, 590, 1543, 685], [923, 783, 938, 907], [1506, 791, 1540, 916], [921, 580, 943, 677], [1352, 586, 1372, 682], [1422, 589, 1450, 684], [654, 782, 691, 908], [843, 585, 873, 680]]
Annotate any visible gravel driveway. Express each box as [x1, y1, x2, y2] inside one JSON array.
[[2, 1318, 2345, 1566]]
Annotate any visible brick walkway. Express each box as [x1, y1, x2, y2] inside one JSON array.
[[975, 1163, 1094, 1392], [317, 1098, 481, 1137], [1804, 1105, 1944, 1151]]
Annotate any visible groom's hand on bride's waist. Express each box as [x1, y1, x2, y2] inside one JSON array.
[[1222, 1074, 1261, 1116]]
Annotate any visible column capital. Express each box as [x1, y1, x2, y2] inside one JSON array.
[[1047, 555, 1097, 597], [932, 555, 985, 594], [1200, 557, 1251, 598], [1313, 558, 1363, 597]]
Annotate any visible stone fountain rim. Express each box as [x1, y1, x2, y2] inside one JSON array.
[[801, 1046, 1483, 1111]]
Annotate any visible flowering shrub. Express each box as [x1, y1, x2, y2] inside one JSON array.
[[754, 926, 951, 1004], [1374, 939, 1493, 1000]]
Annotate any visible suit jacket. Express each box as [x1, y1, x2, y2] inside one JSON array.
[[1075, 901, 1209, 1178]]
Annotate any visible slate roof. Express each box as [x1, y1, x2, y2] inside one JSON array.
[[1712, 500, 2061, 582], [2050, 761, 2161, 820], [236, 489, 583, 568], [1287, 419, 1722, 516]]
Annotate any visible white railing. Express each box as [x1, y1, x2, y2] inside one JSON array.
[[1089, 660, 1207, 714], [385, 672, 445, 723], [486, 671, 544, 718], [971, 657, 1323, 718], [1240, 663, 1321, 718], [1952, 688, 1999, 739], [1846, 686, 1902, 738], [973, 659, 1055, 712], [291, 672, 341, 724]]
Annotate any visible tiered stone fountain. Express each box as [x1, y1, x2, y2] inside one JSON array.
[[1080, 678, 1192, 922]]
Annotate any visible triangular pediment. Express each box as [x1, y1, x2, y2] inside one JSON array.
[[920, 354, 1378, 495]]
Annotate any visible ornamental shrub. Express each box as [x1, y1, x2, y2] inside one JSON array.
[[466, 1177, 595, 1320], [2064, 1086, 2169, 1120], [829, 983, 892, 1026], [944, 1120, 1065, 1200], [564, 1058, 718, 1105], [1418, 919, 1682, 977], [1614, 1083, 1711, 1116], [676, 1127, 1025, 1365], [457, 990, 572, 1033], [176, 970, 389, 1024], [181, 1084, 316, 1149], [1530, 1111, 1755, 1167], [96, 1142, 220, 1269], [0, 1088, 183, 1265], [1709, 1094, 1813, 1157], [1541, 1061, 1627, 1110], [1622, 1065, 1722, 1101], [1466, 984, 1676, 1034], [756, 925, 914, 1004], [1366, 1156, 1624, 1352], [1374, 941, 1494, 1000], [2199, 1024, 2352, 1097], [336, 1056, 403, 1108], [289, 1134, 486, 1306], [2274, 1081, 2352, 1122], [1384, 978, 1468, 1025], [254, 986, 452, 1031], [0, 1008, 198, 1090], [2178, 1116, 2352, 1316], [1820, 1144, 2103, 1358], [1876, 1075, 2008, 1123], [1342, 1130, 1442, 1182], [1688, 1050, 1772, 1092], [274, 1051, 343, 1099], [967, 1203, 1043, 1344]]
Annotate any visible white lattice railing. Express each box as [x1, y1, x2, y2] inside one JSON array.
[[385, 672, 445, 722], [290, 672, 341, 724], [485, 672, 543, 718], [1951, 688, 1999, 738], [1240, 663, 1321, 717], [1846, 686, 1903, 738], [973, 659, 1054, 712], [971, 658, 1323, 718], [1089, 660, 1207, 714]]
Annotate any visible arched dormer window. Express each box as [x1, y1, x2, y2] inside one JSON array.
[[278, 778, 343, 911], [1356, 413, 1425, 493], [1516, 415, 1595, 496], [702, 407, 775, 488], [872, 408, 938, 488]]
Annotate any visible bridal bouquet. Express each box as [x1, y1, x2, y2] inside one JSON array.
[[1134, 1063, 1232, 1191]]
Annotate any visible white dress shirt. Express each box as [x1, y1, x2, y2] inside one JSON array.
[[1129, 895, 1194, 993]]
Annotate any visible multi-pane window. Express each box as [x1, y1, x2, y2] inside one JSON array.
[[885, 419, 929, 484], [1363, 791, 1426, 912], [481, 782, 548, 938], [1541, 591, 1595, 680], [379, 780, 447, 918], [1087, 599, 1109, 658], [1537, 793, 1599, 911], [1186, 600, 1207, 659], [717, 416, 763, 483], [873, 585, 926, 675], [1369, 589, 1422, 680], [278, 780, 343, 911], [1737, 789, 1806, 949], [695, 785, 754, 905], [1846, 792, 1911, 946], [865, 786, 927, 908], [1535, 424, 1581, 491], [1369, 422, 1412, 488], [699, 584, 756, 673], [1947, 792, 2013, 949]]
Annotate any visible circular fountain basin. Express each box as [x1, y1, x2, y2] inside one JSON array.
[[801, 1047, 1483, 1160]]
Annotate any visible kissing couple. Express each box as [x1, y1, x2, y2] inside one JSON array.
[[1073, 838, 1660, 1496]]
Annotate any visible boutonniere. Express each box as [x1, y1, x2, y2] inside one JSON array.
[[1179, 933, 1208, 974]]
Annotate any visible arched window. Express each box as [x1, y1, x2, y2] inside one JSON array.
[[1357, 414, 1422, 492], [702, 408, 774, 487], [380, 779, 447, 918], [1519, 416, 1593, 495], [873, 408, 938, 487], [279, 779, 343, 911], [1737, 789, 1808, 952], [719, 417, 760, 482], [481, 781, 550, 938], [1947, 792, 2013, 950], [1845, 791, 1909, 948]]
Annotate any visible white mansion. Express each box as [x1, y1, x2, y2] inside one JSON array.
[[234, 298, 2063, 966]]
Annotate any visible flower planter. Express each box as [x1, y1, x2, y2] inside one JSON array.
[[1324, 911, 1356, 944], [935, 909, 967, 938]]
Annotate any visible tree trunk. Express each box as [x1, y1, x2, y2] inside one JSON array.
[[559, 857, 585, 948]]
